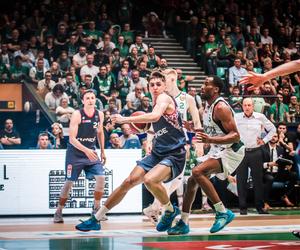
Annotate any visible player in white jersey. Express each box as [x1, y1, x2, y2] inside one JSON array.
[[167, 75, 245, 235], [143, 69, 203, 225]]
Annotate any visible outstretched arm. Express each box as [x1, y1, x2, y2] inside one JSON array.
[[240, 59, 300, 90]]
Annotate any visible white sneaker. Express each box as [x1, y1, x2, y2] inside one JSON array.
[[53, 210, 64, 223], [143, 205, 160, 225], [202, 202, 212, 211]]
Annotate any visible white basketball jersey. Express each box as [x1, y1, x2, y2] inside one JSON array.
[[175, 92, 188, 121], [203, 96, 233, 154]]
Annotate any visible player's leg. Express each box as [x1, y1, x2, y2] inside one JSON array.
[[54, 163, 82, 223], [143, 163, 180, 232], [167, 175, 198, 235], [75, 165, 145, 231], [54, 180, 73, 223], [192, 158, 235, 233]]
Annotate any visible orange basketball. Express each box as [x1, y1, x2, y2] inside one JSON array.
[[129, 111, 151, 134]]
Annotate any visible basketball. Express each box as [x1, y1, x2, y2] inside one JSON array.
[[129, 111, 151, 134]]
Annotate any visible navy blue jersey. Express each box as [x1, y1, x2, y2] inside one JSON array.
[[152, 98, 186, 154], [66, 109, 101, 164]]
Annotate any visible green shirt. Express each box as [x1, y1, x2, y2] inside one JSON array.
[[270, 102, 289, 122]]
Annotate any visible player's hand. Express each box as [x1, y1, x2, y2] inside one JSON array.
[[195, 131, 211, 143], [239, 71, 268, 91], [84, 148, 99, 161], [257, 137, 265, 145], [227, 175, 236, 183], [111, 114, 126, 124], [183, 120, 194, 131], [101, 151, 106, 164]]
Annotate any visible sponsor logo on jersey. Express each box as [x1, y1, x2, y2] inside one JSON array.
[[77, 137, 96, 142], [67, 164, 72, 178], [155, 127, 168, 138], [82, 119, 91, 123]]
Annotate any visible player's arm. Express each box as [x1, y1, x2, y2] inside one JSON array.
[[69, 110, 98, 161], [97, 110, 106, 164], [112, 94, 171, 124], [240, 59, 300, 88], [196, 102, 240, 144], [186, 94, 202, 130]]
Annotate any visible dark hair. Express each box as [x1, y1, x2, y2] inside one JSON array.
[[81, 89, 96, 99], [277, 121, 287, 128], [149, 71, 165, 82], [209, 75, 224, 93], [53, 84, 65, 93]]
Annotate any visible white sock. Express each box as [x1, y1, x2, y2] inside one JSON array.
[[95, 205, 109, 220], [213, 201, 226, 213], [163, 201, 174, 212], [181, 212, 189, 224]]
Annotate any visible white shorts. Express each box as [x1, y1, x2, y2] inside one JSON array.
[[196, 145, 245, 180]]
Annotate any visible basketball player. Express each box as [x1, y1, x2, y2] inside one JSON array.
[[53, 89, 106, 223], [167, 76, 245, 235], [76, 71, 186, 232], [240, 60, 300, 239], [143, 68, 204, 224]]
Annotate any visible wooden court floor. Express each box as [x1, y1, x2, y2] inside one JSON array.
[[0, 211, 299, 249]]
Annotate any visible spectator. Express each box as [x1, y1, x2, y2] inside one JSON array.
[[93, 65, 115, 105], [45, 84, 69, 111], [143, 12, 167, 38], [57, 50, 71, 75], [107, 133, 123, 149], [9, 55, 29, 81], [217, 36, 237, 68], [37, 71, 56, 98], [137, 96, 152, 113], [243, 40, 259, 67], [119, 123, 141, 149], [51, 122, 67, 149], [143, 47, 160, 70], [0, 119, 21, 149], [262, 132, 297, 209], [72, 46, 87, 70], [56, 97, 75, 125], [251, 87, 266, 114], [203, 34, 219, 75], [289, 95, 298, 122], [228, 86, 243, 113], [269, 93, 290, 123], [228, 58, 248, 94], [261, 28, 273, 50], [115, 35, 129, 60], [29, 58, 47, 84], [129, 35, 148, 56], [80, 54, 99, 81], [176, 68, 195, 93], [129, 69, 148, 93], [36, 132, 52, 149], [122, 83, 144, 116], [61, 72, 78, 108], [137, 60, 151, 79], [121, 23, 135, 45]]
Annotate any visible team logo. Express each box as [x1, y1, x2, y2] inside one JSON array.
[[67, 164, 72, 178]]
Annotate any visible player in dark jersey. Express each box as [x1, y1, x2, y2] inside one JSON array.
[[76, 71, 186, 232], [53, 89, 106, 223]]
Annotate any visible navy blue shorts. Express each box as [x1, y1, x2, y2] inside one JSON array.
[[65, 163, 104, 181], [137, 147, 186, 182]]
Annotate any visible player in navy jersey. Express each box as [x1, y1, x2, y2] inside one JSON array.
[[76, 71, 186, 232], [53, 89, 106, 223]]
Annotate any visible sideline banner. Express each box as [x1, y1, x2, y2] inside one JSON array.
[[0, 149, 142, 215]]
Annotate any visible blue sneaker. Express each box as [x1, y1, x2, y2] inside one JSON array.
[[167, 219, 190, 235], [75, 215, 101, 231], [156, 206, 180, 232], [210, 209, 235, 233]]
